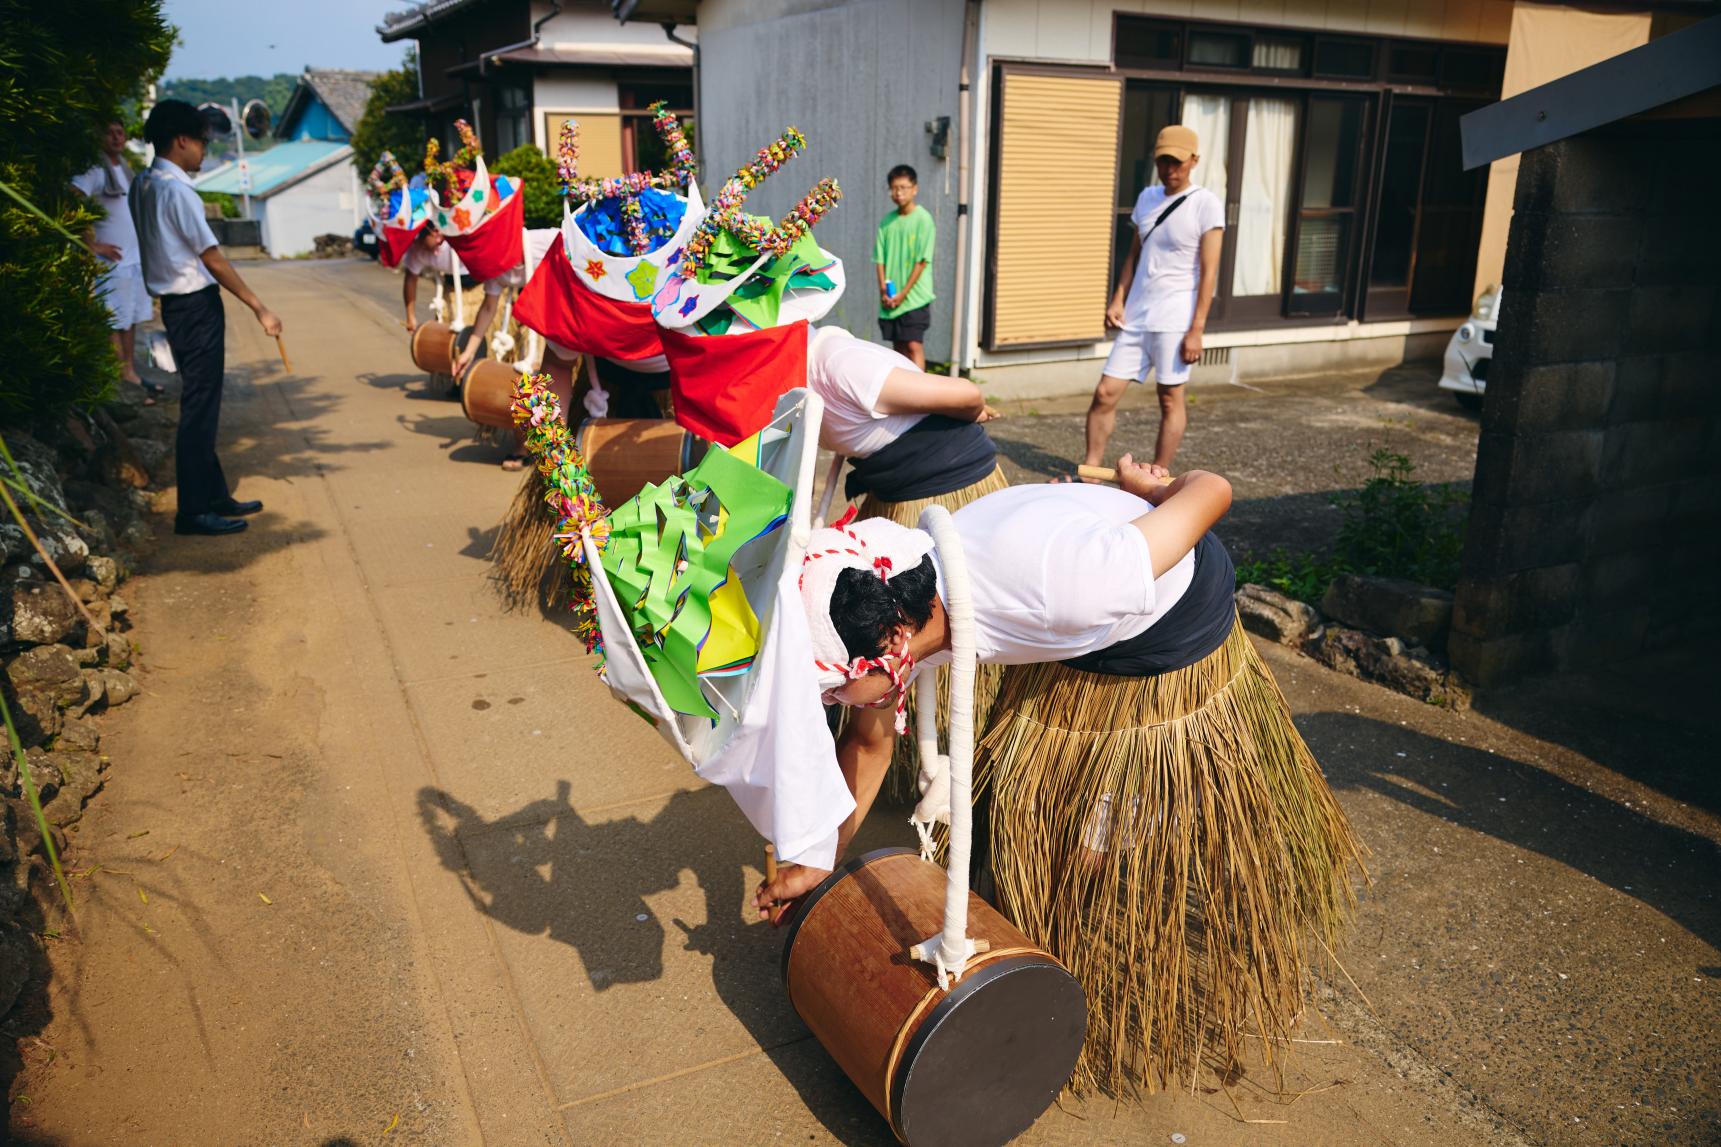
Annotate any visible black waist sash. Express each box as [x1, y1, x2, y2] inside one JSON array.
[[1062, 531, 1236, 677], [844, 415, 997, 502], [595, 356, 672, 420]]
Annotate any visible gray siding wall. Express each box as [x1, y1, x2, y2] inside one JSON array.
[[696, 0, 966, 356]]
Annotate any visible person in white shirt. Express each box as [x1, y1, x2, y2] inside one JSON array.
[[767, 457, 1363, 1094], [129, 100, 282, 537], [1084, 124, 1224, 472], [71, 120, 155, 400], [399, 223, 456, 333]]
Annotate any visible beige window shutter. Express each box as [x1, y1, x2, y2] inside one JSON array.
[[988, 72, 1123, 349]]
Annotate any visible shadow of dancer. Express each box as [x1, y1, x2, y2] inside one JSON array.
[[417, 782, 891, 1143]]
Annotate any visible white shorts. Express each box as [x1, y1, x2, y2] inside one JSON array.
[[97, 263, 152, 330], [1101, 328, 1191, 386]]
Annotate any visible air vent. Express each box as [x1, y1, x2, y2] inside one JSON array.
[[1198, 346, 1231, 367]]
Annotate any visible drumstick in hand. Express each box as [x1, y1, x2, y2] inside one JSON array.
[[1077, 464, 1172, 486], [274, 336, 292, 373]]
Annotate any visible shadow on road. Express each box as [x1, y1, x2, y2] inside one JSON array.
[[1305, 711, 1721, 956], [416, 781, 892, 1145]]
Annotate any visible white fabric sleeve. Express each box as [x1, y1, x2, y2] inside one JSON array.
[[1199, 189, 1225, 232], [1044, 521, 1156, 634], [831, 339, 911, 421], [483, 275, 507, 296], [171, 186, 219, 254], [71, 168, 100, 197]]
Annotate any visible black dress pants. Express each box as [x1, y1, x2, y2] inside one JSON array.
[[160, 285, 231, 518]]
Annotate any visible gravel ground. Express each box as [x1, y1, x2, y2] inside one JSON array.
[[982, 363, 1481, 561]]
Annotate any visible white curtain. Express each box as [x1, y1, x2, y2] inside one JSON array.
[[1178, 95, 1229, 209], [1232, 98, 1298, 297]]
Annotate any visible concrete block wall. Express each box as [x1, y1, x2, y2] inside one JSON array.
[[1450, 125, 1721, 686]]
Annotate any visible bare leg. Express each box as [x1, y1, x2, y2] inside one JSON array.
[[1153, 383, 1187, 469], [895, 340, 926, 371], [113, 328, 142, 385], [1083, 373, 1132, 467]]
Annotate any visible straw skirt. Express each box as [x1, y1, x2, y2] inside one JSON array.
[[854, 465, 1011, 789], [976, 616, 1365, 1094]]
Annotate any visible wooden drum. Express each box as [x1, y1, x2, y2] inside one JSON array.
[[461, 358, 520, 429], [410, 321, 459, 376], [782, 848, 1086, 1146], [574, 418, 707, 505]]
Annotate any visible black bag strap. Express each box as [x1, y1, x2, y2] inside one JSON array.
[[1141, 190, 1193, 246]]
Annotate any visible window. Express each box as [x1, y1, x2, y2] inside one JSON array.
[[1114, 84, 1177, 288], [1251, 35, 1306, 74], [1116, 20, 1181, 70], [1385, 43, 1440, 84], [1187, 31, 1250, 70], [494, 85, 529, 154], [1289, 97, 1367, 315], [619, 81, 695, 172], [1313, 37, 1375, 79]]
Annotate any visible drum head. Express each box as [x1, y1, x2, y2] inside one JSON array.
[[892, 957, 1086, 1147]]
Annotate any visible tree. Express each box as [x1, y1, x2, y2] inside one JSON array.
[[490, 145, 560, 230], [350, 50, 425, 181], [0, 0, 174, 426]]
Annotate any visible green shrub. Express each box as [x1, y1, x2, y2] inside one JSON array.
[[1334, 448, 1468, 590], [1234, 446, 1469, 602], [350, 51, 425, 181], [0, 0, 174, 426], [198, 190, 239, 219], [490, 144, 561, 229]]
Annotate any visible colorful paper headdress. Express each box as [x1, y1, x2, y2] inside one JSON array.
[[430, 120, 526, 280], [366, 151, 440, 268], [515, 376, 852, 868], [556, 101, 706, 305], [649, 127, 845, 334]]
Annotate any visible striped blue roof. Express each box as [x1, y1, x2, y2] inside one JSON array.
[[194, 140, 350, 197]]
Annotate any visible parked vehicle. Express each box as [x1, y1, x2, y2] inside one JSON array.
[[1438, 284, 1501, 410], [353, 218, 380, 261]]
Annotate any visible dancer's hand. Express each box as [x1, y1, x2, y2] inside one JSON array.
[[755, 863, 829, 925], [976, 404, 1001, 423], [1116, 453, 1172, 503], [255, 307, 283, 337], [1104, 299, 1125, 330]]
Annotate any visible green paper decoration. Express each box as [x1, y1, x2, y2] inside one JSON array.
[[599, 442, 792, 721], [693, 216, 836, 330]]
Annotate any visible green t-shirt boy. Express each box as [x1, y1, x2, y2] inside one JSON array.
[[873, 165, 936, 367]]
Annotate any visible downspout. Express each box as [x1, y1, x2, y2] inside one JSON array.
[[947, 0, 980, 377], [662, 24, 701, 175]]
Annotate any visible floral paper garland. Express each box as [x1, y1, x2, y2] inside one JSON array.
[[509, 375, 610, 657]]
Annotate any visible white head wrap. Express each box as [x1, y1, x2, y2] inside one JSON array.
[[799, 512, 936, 727]]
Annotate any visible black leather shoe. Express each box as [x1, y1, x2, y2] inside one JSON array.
[[174, 513, 248, 536], [211, 497, 264, 516]]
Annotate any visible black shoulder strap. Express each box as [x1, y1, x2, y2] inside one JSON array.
[[1142, 191, 1193, 245]]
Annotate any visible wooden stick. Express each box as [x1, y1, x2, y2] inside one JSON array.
[[764, 844, 778, 885], [274, 335, 292, 373], [1076, 464, 1173, 486]]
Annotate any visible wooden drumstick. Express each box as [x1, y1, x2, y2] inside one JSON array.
[[764, 844, 778, 885], [1077, 464, 1173, 486], [274, 335, 291, 372]]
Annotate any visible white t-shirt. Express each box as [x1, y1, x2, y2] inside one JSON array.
[[399, 237, 457, 277], [922, 484, 1196, 668], [808, 326, 923, 457], [1121, 184, 1224, 333], [72, 159, 140, 269], [128, 157, 219, 297]]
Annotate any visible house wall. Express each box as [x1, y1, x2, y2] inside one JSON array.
[[696, 0, 968, 357], [259, 160, 365, 258], [977, 0, 1512, 63], [285, 98, 351, 143], [1450, 124, 1721, 686], [1469, 4, 1652, 304]]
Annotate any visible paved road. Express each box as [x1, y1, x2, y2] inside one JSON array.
[[19, 259, 1717, 1146]]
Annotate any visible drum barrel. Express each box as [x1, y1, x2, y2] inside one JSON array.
[[574, 418, 704, 505], [781, 848, 1086, 1146], [460, 358, 520, 429]]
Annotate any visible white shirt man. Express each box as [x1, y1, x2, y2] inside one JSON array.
[[1084, 124, 1225, 473], [129, 99, 281, 536], [71, 121, 151, 387]]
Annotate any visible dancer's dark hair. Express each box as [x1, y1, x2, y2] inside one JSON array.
[[143, 100, 207, 152], [830, 555, 937, 660]]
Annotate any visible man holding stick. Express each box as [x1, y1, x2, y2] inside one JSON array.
[[130, 99, 282, 536]]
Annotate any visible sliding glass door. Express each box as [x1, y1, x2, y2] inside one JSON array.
[[1287, 96, 1369, 316]]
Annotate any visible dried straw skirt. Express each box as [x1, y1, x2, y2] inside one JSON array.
[[977, 616, 1365, 1094], [854, 465, 1011, 788]]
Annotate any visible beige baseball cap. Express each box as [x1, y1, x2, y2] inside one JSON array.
[[1154, 125, 1199, 161]]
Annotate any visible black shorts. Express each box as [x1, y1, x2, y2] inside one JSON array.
[[879, 303, 931, 344]]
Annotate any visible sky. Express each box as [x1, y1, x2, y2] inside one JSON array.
[[162, 0, 414, 79]]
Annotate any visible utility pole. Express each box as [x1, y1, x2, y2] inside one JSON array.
[[231, 97, 251, 219]]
